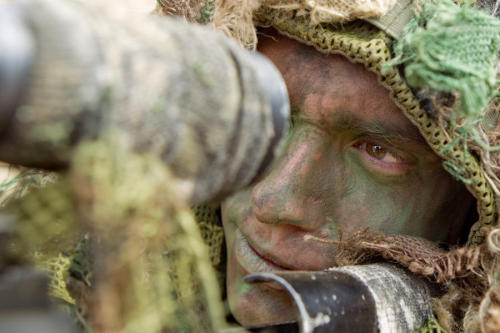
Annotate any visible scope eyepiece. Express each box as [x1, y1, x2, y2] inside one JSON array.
[[0, 1, 35, 138]]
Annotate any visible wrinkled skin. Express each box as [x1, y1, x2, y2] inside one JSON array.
[[221, 31, 475, 326]]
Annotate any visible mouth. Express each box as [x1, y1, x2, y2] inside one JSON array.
[[235, 230, 290, 275]]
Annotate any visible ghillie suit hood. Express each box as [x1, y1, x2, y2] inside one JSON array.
[[157, 0, 500, 331]]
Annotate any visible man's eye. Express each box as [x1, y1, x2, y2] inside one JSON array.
[[353, 141, 409, 174], [364, 143, 399, 162]]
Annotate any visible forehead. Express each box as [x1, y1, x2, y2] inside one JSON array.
[[257, 32, 424, 141]]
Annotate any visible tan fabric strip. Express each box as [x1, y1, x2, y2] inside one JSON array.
[[366, 0, 415, 39]]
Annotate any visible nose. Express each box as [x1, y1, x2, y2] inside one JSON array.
[[251, 126, 326, 230]]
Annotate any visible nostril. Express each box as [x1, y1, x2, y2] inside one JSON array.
[[251, 185, 307, 227], [251, 188, 277, 224], [250, 183, 265, 211], [251, 181, 290, 225]]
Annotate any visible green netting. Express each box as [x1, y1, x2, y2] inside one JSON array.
[[388, 0, 500, 119], [418, 318, 448, 333]]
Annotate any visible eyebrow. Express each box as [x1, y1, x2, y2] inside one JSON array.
[[330, 111, 429, 147]]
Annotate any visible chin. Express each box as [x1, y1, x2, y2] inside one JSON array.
[[225, 238, 296, 326], [227, 272, 296, 326]]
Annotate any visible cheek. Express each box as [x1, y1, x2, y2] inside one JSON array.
[[329, 163, 389, 232], [333, 185, 394, 234], [396, 170, 471, 241], [336, 162, 467, 242], [331, 162, 418, 235]]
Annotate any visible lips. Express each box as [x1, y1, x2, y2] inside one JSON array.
[[247, 237, 291, 271], [234, 229, 290, 275], [226, 200, 337, 273]]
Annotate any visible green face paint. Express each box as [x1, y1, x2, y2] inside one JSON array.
[[221, 33, 474, 326]]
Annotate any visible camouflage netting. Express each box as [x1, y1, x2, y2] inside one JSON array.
[[2, 136, 227, 332], [155, 0, 215, 23]]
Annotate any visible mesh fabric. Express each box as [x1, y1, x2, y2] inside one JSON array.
[[194, 205, 224, 266], [39, 253, 76, 305], [418, 318, 448, 333], [193, 205, 226, 290]]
